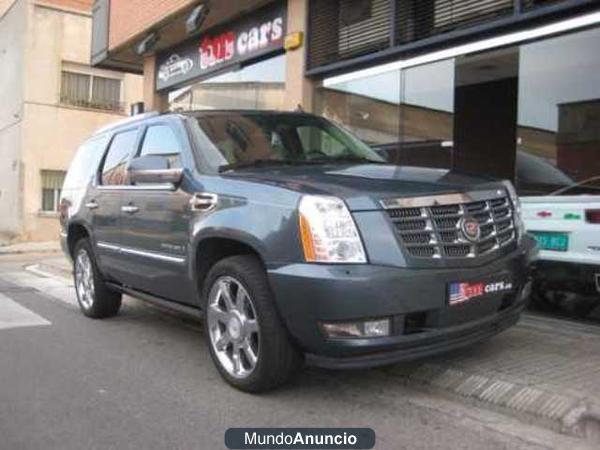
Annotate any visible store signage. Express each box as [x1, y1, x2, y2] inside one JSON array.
[[156, 3, 286, 91]]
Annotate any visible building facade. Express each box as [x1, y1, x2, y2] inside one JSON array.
[[0, 0, 143, 242], [91, 0, 599, 194]]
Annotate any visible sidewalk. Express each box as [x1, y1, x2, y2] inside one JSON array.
[[385, 315, 600, 440], [21, 255, 600, 443], [0, 241, 60, 255]]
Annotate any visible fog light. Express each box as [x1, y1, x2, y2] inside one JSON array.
[[321, 318, 390, 338]]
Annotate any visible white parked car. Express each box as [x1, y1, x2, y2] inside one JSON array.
[[517, 151, 600, 317]]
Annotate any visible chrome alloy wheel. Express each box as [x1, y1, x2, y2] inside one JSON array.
[[207, 276, 260, 379], [75, 248, 95, 310]]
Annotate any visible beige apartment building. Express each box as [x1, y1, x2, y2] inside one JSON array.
[[0, 0, 142, 242]]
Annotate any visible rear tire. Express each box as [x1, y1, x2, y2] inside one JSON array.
[[73, 239, 122, 319], [202, 255, 302, 392]]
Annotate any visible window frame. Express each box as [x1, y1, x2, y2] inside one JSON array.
[[60, 69, 124, 112], [97, 127, 142, 188], [40, 170, 67, 213]]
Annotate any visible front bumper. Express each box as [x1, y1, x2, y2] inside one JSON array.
[[267, 236, 536, 366]]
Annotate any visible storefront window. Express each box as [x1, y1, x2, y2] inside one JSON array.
[[317, 70, 401, 147], [316, 58, 454, 166], [517, 28, 600, 195], [171, 54, 286, 111]]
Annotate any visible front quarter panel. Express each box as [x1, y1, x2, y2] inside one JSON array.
[[189, 176, 305, 271]]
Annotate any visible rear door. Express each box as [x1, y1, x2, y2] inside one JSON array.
[[92, 127, 140, 282], [118, 119, 194, 303]]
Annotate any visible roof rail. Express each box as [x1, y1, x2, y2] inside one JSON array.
[[94, 111, 161, 135]]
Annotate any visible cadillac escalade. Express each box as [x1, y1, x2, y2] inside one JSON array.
[[59, 110, 537, 392]]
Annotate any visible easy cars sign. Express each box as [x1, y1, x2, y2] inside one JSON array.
[[156, 3, 286, 91]]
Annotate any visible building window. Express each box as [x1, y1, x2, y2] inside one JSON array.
[[41, 170, 66, 212], [60, 71, 123, 112]]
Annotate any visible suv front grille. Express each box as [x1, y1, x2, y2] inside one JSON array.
[[385, 193, 516, 260]]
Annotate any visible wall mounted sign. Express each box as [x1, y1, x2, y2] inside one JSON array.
[[156, 3, 286, 91]]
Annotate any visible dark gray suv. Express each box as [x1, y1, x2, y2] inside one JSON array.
[[59, 110, 537, 392]]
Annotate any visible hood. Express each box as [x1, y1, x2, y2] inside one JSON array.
[[225, 163, 504, 211]]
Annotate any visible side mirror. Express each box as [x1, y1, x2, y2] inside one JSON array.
[[128, 155, 184, 186]]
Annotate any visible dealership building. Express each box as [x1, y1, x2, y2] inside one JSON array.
[[91, 0, 600, 190]]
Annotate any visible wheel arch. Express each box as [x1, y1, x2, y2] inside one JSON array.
[[66, 221, 94, 258], [191, 231, 268, 300]]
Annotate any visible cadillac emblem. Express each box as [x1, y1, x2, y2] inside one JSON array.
[[460, 217, 481, 242]]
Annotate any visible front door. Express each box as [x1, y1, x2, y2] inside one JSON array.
[[118, 122, 194, 304]]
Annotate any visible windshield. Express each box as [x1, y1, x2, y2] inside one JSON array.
[[191, 113, 384, 171]]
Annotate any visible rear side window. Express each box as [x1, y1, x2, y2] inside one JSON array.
[[101, 129, 138, 185], [139, 125, 182, 168], [63, 135, 109, 190]]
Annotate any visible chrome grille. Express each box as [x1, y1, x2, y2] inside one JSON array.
[[385, 193, 516, 259]]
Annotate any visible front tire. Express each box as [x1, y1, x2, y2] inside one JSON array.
[[203, 255, 301, 392], [73, 239, 122, 318]]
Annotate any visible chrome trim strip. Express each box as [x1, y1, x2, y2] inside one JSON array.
[[380, 189, 505, 209], [97, 242, 120, 252], [96, 242, 185, 264], [120, 246, 186, 264], [97, 184, 175, 191]]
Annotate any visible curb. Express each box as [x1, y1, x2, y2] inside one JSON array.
[[0, 245, 61, 256], [384, 363, 600, 443]]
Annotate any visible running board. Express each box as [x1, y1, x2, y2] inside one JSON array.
[[107, 282, 203, 318]]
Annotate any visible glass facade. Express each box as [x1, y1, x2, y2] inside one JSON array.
[[517, 28, 600, 195], [171, 54, 286, 111], [317, 27, 600, 196]]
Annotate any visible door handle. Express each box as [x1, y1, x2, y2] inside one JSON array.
[[190, 193, 218, 211], [121, 205, 140, 214], [85, 200, 99, 210]]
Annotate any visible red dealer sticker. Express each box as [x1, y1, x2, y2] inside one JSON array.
[[448, 279, 513, 306]]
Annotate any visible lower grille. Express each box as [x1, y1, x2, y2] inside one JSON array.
[[384, 192, 516, 260]]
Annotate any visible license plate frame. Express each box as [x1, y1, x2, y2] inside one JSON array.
[[447, 277, 514, 306], [530, 231, 569, 252]]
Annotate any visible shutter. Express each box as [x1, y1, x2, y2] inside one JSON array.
[[308, 0, 392, 69], [308, 0, 518, 70], [41, 171, 66, 190], [61, 72, 91, 106], [396, 0, 514, 45], [92, 76, 122, 111]]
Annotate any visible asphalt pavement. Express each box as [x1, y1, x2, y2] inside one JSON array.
[[0, 253, 594, 450]]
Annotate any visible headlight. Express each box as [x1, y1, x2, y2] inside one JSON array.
[[298, 195, 367, 263], [502, 180, 525, 241]]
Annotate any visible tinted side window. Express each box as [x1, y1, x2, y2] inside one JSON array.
[[139, 125, 182, 168], [101, 129, 138, 185], [63, 135, 109, 190]]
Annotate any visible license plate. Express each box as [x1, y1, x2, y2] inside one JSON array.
[[448, 278, 513, 306], [531, 231, 569, 252]]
